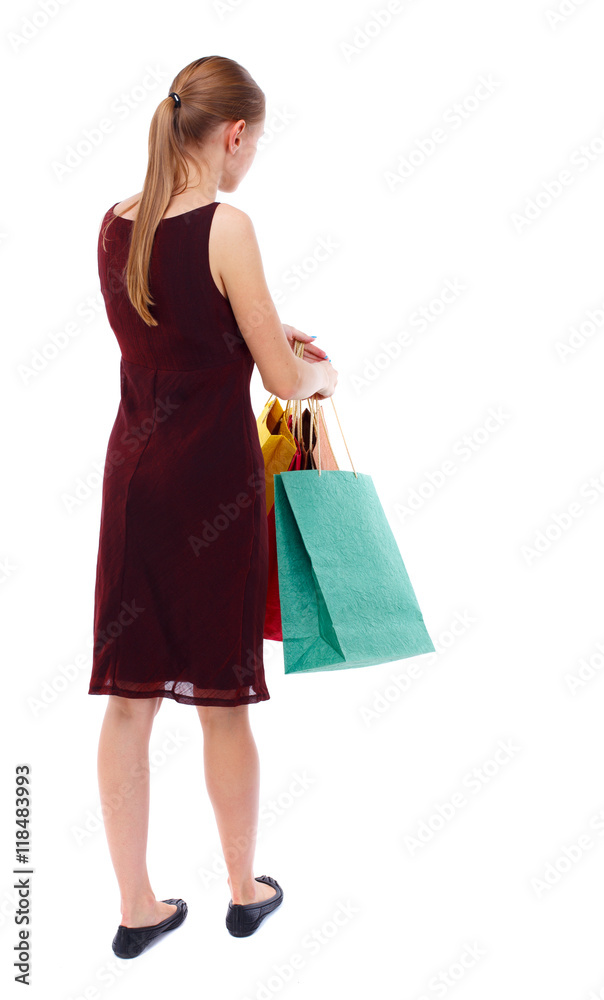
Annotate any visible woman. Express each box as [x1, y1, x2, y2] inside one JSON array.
[[89, 55, 338, 959]]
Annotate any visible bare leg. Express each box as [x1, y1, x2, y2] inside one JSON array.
[[196, 704, 277, 905], [97, 694, 178, 927]]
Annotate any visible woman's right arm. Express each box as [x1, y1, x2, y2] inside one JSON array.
[[211, 205, 337, 400]]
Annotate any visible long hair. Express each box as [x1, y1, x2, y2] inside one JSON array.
[[101, 55, 265, 327]]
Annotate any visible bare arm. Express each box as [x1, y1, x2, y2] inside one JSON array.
[[211, 205, 333, 400]]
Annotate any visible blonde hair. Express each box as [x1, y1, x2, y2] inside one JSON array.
[[101, 55, 265, 326]]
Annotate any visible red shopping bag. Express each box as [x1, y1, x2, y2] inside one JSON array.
[[264, 407, 320, 640], [264, 444, 298, 640]]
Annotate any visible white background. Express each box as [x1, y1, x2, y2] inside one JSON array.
[[3, 0, 604, 997]]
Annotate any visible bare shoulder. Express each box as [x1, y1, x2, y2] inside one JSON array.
[[211, 203, 258, 258], [213, 202, 254, 235], [112, 192, 143, 220]]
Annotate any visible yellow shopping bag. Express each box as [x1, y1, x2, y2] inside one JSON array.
[[256, 392, 297, 513]]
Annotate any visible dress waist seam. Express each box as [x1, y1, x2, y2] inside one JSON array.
[[120, 355, 248, 373]]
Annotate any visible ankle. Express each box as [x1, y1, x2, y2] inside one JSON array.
[[120, 891, 156, 920], [228, 875, 256, 904]]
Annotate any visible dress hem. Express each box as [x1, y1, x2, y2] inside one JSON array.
[[87, 687, 270, 707]]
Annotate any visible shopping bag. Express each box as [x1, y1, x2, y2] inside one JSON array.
[[264, 501, 282, 640], [260, 338, 318, 638], [287, 408, 318, 470], [311, 403, 339, 471], [264, 446, 298, 641], [256, 393, 297, 514], [273, 397, 435, 673], [264, 397, 322, 639]]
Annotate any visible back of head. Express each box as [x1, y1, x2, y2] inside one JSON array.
[[102, 55, 265, 327]]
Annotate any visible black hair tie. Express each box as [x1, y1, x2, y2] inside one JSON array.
[[169, 92, 181, 108]]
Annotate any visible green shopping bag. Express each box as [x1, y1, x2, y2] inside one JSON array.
[[273, 397, 435, 674]]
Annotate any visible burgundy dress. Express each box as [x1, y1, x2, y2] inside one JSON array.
[[88, 201, 270, 706]]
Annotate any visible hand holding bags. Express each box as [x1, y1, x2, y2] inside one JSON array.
[[273, 394, 435, 674]]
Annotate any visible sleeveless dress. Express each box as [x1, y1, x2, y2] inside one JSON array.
[[88, 201, 270, 706]]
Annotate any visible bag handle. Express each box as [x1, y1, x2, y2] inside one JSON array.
[[264, 340, 358, 478], [315, 394, 358, 478]]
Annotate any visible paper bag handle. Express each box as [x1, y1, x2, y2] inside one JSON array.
[[263, 340, 357, 478]]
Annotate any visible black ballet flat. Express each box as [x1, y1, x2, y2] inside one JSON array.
[[226, 875, 283, 937], [112, 898, 188, 959]]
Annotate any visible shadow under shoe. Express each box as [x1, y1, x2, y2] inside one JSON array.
[[226, 875, 283, 937], [112, 898, 188, 959]]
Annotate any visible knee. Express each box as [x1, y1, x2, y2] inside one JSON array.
[[197, 704, 248, 728], [108, 695, 162, 723]]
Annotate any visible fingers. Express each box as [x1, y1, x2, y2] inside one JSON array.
[[286, 325, 329, 361], [285, 324, 311, 340], [302, 343, 329, 361]]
